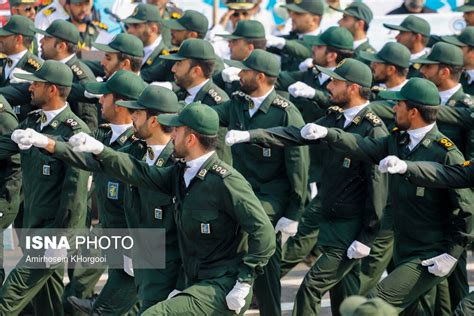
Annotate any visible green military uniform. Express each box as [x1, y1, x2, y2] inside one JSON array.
[[66, 18, 108, 50], [267, 0, 324, 72], [354, 40, 376, 62], [318, 78, 473, 314], [159, 1, 183, 48], [0, 61, 90, 315], [85, 104, 275, 315], [214, 49, 309, 316], [0, 97, 21, 285], [384, 15, 431, 79]]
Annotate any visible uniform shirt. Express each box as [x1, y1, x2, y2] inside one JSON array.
[[318, 67, 334, 86], [297, 27, 321, 40], [142, 36, 163, 66], [58, 53, 76, 64], [407, 123, 436, 151], [410, 48, 429, 61], [387, 80, 408, 91], [146, 144, 166, 166], [41, 103, 68, 130], [353, 38, 369, 51], [343, 102, 369, 128], [185, 79, 209, 105], [466, 69, 474, 85], [248, 88, 274, 117], [4, 50, 27, 79], [439, 84, 462, 105], [184, 151, 215, 187], [110, 123, 133, 144]]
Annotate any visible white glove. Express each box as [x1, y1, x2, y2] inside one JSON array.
[[69, 132, 104, 155], [275, 217, 299, 236], [288, 81, 316, 99], [167, 289, 182, 300], [123, 255, 134, 277], [9, 68, 33, 83], [44, 246, 68, 268], [347, 240, 371, 259], [378, 155, 408, 174], [225, 130, 250, 146], [266, 35, 286, 49], [11, 129, 32, 150], [16, 128, 49, 148], [150, 81, 173, 90], [225, 281, 251, 314], [298, 58, 314, 72], [421, 253, 458, 277], [221, 67, 241, 83], [300, 123, 327, 140]]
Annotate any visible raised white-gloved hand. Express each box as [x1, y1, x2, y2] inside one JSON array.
[[378, 155, 408, 174], [288, 81, 316, 99], [123, 255, 134, 277], [298, 58, 314, 72], [347, 240, 371, 259], [9, 68, 33, 84], [69, 132, 104, 155], [17, 128, 49, 148], [44, 246, 68, 268], [167, 289, 182, 300], [222, 67, 241, 83], [421, 253, 458, 277], [275, 217, 299, 236], [150, 81, 173, 90], [225, 130, 250, 146], [266, 35, 286, 49], [11, 129, 32, 150], [225, 281, 251, 314], [300, 123, 327, 140]]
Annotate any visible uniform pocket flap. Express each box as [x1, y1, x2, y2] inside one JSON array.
[[191, 209, 219, 222]]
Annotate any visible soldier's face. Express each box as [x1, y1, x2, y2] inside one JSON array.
[[101, 53, 122, 78], [11, 4, 37, 20], [327, 79, 351, 107], [171, 126, 189, 158], [238, 69, 259, 95], [420, 64, 442, 87], [66, 0, 93, 24], [172, 59, 195, 89], [230, 10, 250, 28], [312, 45, 328, 66], [171, 29, 189, 46], [393, 100, 411, 130], [338, 14, 357, 35], [395, 31, 415, 51], [462, 46, 474, 68], [229, 39, 251, 61], [289, 11, 314, 34], [464, 12, 474, 27], [132, 110, 153, 139], [126, 23, 152, 44], [371, 62, 389, 84], [40, 36, 59, 60], [99, 93, 117, 121], [0, 35, 16, 55], [29, 81, 50, 107]]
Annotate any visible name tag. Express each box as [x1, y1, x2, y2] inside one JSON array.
[[342, 158, 351, 168], [201, 223, 211, 234], [107, 182, 119, 200], [263, 148, 271, 157], [42, 164, 50, 176], [416, 187, 425, 197], [154, 208, 162, 220]]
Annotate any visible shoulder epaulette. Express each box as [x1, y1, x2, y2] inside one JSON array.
[[92, 20, 108, 30], [391, 127, 399, 134], [43, 7, 56, 16], [232, 90, 247, 99], [27, 57, 41, 71], [326, 105, 343, 114], [99, 123, 111, 129], [412, 63, 421, 70], [437, 137, 456, 151], [161, 47, 178, 56], [63, 118, 81, 130], [463, 160, 471, 167], [209, 163, 231, 178], [364, 111, 382, 126], [208, 88, 224, 103], [272, 97, 289, 109], [460, 94, 474, 107], [167, 2, 183, 19], [70, 62, 87, 80]]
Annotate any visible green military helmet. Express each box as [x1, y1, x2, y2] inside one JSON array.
[[0, 15, 35, 38], [14, 60, 73, 87], [85, 70, 147, 100], [160, 38, 216, 61], [331, 1, 373, 24], [224, 49, 280, 77], [116, 85, 183, 113], [378, 77, 440, 106], [32, 19, 80, 44], [441, 26, 474, 47], [217, 20, 265, 40], [384, 15, 431, 38], [359, 42, 411, 68], [122, 4, 161, 24], [412, 42, 464, 66], [303, 26, 354, 50], [457, 0, 474, 12], [158, 101, 219, 136], [316, 58, 373, 88], [282, 0, 324, 16], [163, 10, 209, 35], [92, 33, 144, 57]]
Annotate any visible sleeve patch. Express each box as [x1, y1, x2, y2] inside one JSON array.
[[27, 58, 41, 70]]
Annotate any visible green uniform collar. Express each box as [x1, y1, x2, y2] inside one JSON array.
[[194, 79, 213, 101], [112, 126, 135, 146], [243, 89, 277, 114], [154, 140, 174, 167], [193, 152, 221, 181], [41, 104, 74, 130]]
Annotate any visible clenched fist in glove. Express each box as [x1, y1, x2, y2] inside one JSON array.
[[421, 253, 457, 277], [225, 130, 250, 146], [11, 128, 49, 149], [300, 123, 328, 140], [225, 281, 251, 314], [288, 81, 316, 99], [378, 155, 408, 174], [347, 240, 371, 259], [69, 132, 104, 155], [275, 217, 298, 237]]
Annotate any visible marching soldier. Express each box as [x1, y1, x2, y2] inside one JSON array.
[[0, 60, 90, 315], [160, 38, 231, 164]]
